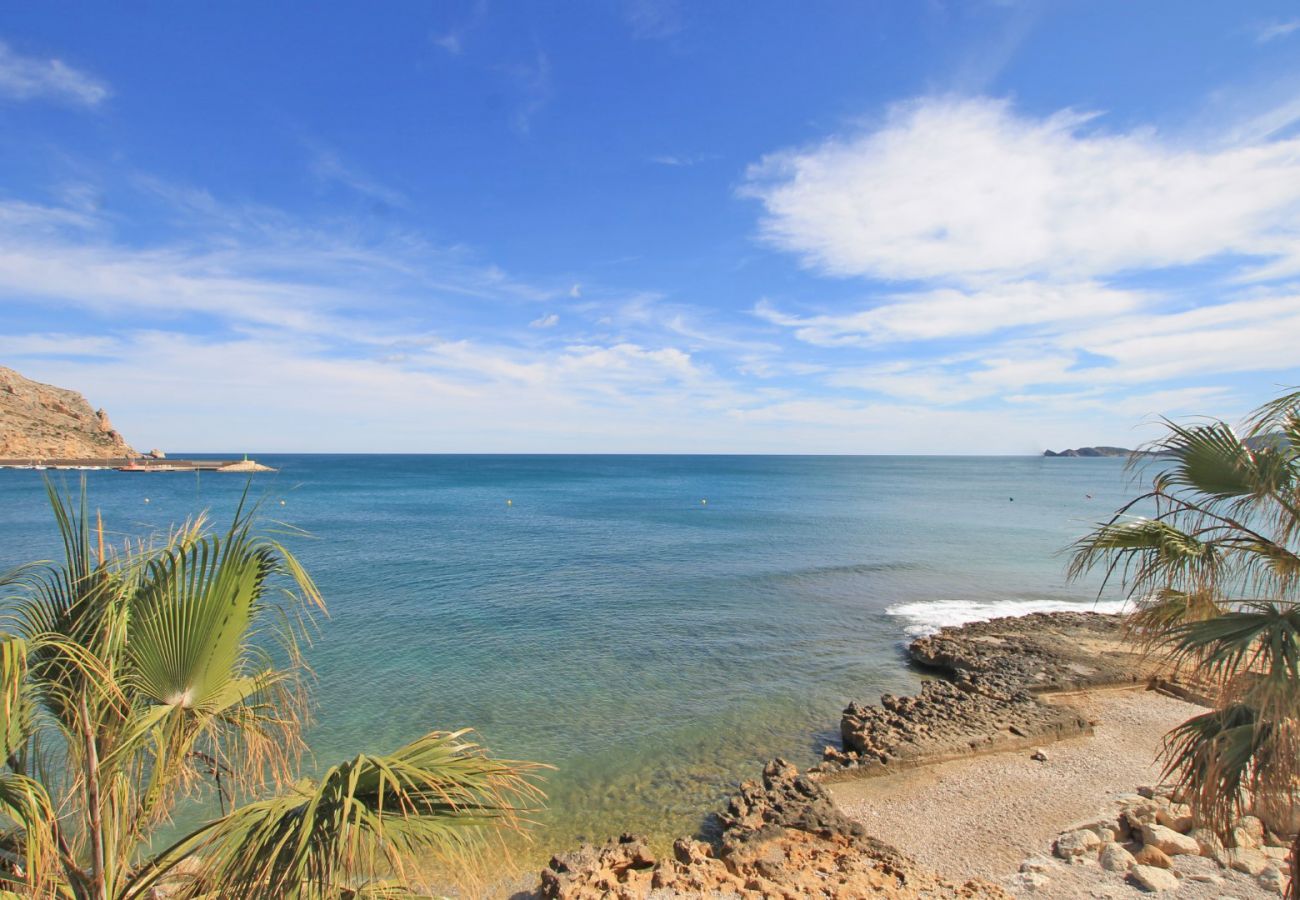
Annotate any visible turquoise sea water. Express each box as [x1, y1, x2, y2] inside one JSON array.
[[0, 455, 1134, 854]]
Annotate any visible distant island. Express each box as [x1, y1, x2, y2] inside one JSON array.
[[1047, 433, 1282, 457], [1042, 446, 1148, 457]]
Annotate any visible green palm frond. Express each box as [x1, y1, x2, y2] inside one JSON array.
[[0, 771, 57, 895], [130, 730, 546, 900], [1244, 388, 1300, 439], [1072, 389, 1300, 849], [1161, 703, 1260, 833], [0, 636, 30, 764], [1126, 588, 1223, 644], [1074, 517, 1210, 560], [0, 480, 544, 899], [1167, 602, 1300, 689], [1152, 421, 1261, 501]]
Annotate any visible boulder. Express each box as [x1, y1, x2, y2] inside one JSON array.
[[1099, 842, 1135, 872], [1259, 864, 1287, 895], [1227, 847, 1272, 876], [1233, 815, 1265, 849], [1122, 799, 1164, 830], [1053, 828, 1101, 859], [1129, 864, 1180, 892], [1076, 818, 1122, 843], [1156, 802, 1194, 833], [1133, 845, 1173, 868], [1189, 827, 1225, 858], [1141, 822, 1200, 856]]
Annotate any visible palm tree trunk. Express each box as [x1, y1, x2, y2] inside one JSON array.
[[1289, 830, 1299, 900], [79, 695, 107, 900]]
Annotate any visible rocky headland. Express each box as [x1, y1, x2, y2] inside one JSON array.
[[1042, 446, 1137, 458], [0, 365, 137, 459]]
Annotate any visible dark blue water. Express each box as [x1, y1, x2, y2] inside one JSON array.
[[0, 455, 1132, 850]]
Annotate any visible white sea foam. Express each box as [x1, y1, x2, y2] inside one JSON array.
[[885, 597, 1130, 639]]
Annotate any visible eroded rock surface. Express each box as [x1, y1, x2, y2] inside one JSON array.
[[538, 759, 1009, 899], [908, 612, 1154, 694], [833, 680, 1089, 774], [819, 612, 1156, 778]]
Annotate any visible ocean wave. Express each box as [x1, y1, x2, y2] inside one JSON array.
[[885, 597, 1130, 638]]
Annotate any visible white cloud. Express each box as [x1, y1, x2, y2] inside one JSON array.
[[8, 327, 1134, 454], [743, 96, 1300, 283], [755, 282, 1145, 346], [0, 193, 558, 339], [817, 290, 1300, 406], [529, 312, 559, 328], [1255, 19, 1300, 43], [0, 40, 109, 107]]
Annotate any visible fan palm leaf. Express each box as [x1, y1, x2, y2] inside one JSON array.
[[0, 481, 546, 899], [126, 730, 545, 900], [1074, 388, 1300, 883]]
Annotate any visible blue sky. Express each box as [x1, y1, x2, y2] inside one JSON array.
[[2, 1, 1300, 453]]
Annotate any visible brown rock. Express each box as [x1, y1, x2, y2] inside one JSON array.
[[1133, 845, 1173, 868], [0, 367, 136, 459], [538, 759, 1010, 899]]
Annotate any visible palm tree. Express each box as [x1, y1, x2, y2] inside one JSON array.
[[1070, 388, 1300, 895], [0, 481, 544, 899]]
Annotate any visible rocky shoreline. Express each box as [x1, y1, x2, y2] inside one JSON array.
[[537, 759, 1006, 898], [528, 611, 1286, 898], [819, 612, 1157, 779]]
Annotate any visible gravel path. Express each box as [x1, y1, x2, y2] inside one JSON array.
[[830, 687, 1279, 898]]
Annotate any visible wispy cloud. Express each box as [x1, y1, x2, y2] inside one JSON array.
[[529, 312, 559, 329], [1254, 19, 1300, 43], [624, 0, 683, 40], [649, 153, 719, 167], [0, 39, 109, 107], [306, 142, 408, 208], [755, 283, 1145, 346], [506, 50, 552, 135], [431, 0, 489, 55]]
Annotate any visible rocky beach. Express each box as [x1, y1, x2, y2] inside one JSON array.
[[530, 611, 1293, 898]]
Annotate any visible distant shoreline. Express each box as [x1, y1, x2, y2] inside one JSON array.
[[0, 457, 275, 472]]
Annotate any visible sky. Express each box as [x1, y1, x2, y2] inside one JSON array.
[[2, 1, 1300, 453]]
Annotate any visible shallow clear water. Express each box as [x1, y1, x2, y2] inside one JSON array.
[[0, 455, 1135, 853]]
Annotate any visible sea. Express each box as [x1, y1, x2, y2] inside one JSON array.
[[0, 454, 1136, 854]]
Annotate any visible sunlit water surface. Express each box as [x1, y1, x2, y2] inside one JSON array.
[[0, 455, 1134, 859]]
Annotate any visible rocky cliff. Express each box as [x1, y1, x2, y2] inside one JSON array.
[[0, 366, 137, 459]]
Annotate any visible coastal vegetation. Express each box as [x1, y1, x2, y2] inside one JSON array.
[[1071, 388, 1300, 896], [0, 482, 543, 899]]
